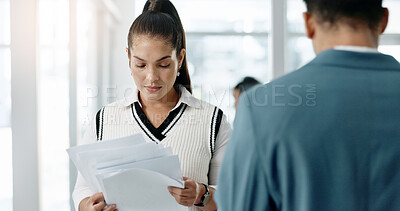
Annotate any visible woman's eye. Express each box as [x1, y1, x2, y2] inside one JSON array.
[[160, 64, 170, 68], [135, 64, 146, 68]]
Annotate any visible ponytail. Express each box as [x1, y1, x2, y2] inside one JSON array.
[[128, 0, 192, 93]]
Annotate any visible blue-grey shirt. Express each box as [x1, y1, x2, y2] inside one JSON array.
[[215, 49, 400, 211]]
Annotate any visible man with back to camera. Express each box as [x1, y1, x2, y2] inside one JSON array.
[[215, 0, 400, 210]]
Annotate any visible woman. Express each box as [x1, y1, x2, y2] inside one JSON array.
[[72, 1, 231, 211]]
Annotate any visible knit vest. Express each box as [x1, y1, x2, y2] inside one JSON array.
[[95, 100, 223, 210]]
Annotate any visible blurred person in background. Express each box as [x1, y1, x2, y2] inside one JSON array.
[[233, 76, 261, 109]]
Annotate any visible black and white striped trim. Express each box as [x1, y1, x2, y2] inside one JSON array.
[[131, 103, 160, 144], [96, 107, 105, 141], [130, 102, 187, 143], [209, 107, 223, 158], [162, 104, 187, 136]]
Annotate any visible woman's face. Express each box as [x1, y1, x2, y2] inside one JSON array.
[[127, 35, 185, 103]]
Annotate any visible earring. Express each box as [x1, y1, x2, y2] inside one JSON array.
[[177, 71, 181, 77]]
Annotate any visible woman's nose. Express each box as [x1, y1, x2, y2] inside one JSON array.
[[146, 66, 159, 82]]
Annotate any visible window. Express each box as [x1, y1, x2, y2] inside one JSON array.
[[0, 0, 11, 126], [287, 0, 400, 72], [383, 0, 400, 34], [0, 0, 12, 210], [134, 0, 270, 122], [76, 0, 99, 142], [38, 0, 70, 210], [287, 0, 314, 72], [379, 0, 400, 60]]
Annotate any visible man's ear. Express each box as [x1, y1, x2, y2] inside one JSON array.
[[179, 48, 186, 68], [303, 12, 316, 39], [379, 8, 389, 34]]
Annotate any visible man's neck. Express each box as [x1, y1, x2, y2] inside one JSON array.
[[314, 25, 379, 54]]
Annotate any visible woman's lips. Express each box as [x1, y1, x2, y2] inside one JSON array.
[[145, 86, 162, 93]]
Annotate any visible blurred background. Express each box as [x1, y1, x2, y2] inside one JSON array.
[[1, 0, 399, 210]]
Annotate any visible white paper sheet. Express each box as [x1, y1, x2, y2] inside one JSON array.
[[67, 133, 146, 159], [102, 168, 187, 211], [67, 134, 148, 191], [96, 155, 184, 195], [67, 133, 147, 180], [95, 145, 172, 170], [67, 133, 186, 210]]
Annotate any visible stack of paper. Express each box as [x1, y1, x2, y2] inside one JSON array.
[[67, 134, 187, 211]]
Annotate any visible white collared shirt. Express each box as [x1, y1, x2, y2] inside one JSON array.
[[334, 45, 379, 53], [72, 85, 232, 210], [119, 85, 202, 112]]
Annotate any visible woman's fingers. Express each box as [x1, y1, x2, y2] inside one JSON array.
[[168, 187, 184, 195], [168, 177, 205, 207], [93, 200, 106, 210], [79, 193, 117, 211], [183, 178, 197, 189], [169, 190, 192, 200], [168, 186, 197, 207], [90, 192, 105, 204], [168, 186, 196, 197]]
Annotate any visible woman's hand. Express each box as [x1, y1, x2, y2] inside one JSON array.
[[168, 177, 204, 207], [78, 192, 117, 211]]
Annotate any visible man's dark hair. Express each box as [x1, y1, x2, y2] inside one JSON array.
[[234, 77, 261, 93], [303, 0, 384, 30]]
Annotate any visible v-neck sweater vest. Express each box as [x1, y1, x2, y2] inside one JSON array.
[[95, 100, 223, 192]]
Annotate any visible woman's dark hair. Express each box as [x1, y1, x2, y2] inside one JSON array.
[[234, 77, 261, 93], [127, 0, 191, 93], [303, 0, 384, 30]]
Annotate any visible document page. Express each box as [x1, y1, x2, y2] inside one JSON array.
[[67, 133, 186, 210]]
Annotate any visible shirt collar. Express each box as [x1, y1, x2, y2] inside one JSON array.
[[119, 85, 202, 110], [333, 45, 379, 53], [309, 48, 400, 71]]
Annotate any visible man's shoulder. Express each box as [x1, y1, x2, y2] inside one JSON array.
[[244, 70, 318, 110]]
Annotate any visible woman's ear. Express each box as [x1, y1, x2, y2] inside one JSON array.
[[126, 48, 131, 68], [178, 48, 186, 68]]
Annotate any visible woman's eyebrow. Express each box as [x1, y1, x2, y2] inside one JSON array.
[[133, 55, 171, 62], [157, 56, 171, 62], [133, 56, 145, 61]]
